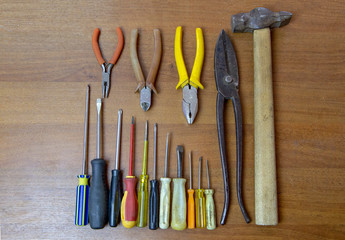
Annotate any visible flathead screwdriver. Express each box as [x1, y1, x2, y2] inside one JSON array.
[[109, 109, 123, 227], [195, 157, 205, 228], [89, 98, 109, 229], [159, 133, 171, 229], [75, 85, 90, 226], [137, 121, 149, 227], [205, 160, 216, 230], [149, 123, 159, 230], [187, 151, 195, 229]]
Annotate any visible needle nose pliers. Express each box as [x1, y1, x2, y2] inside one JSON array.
[[92, 27, 124, 98], [214, 30, 250, 224], [130, 29, 162, 112], [175, 26, 204, 125]]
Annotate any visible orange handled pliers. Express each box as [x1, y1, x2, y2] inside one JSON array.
[[92, 27, 124, 98]]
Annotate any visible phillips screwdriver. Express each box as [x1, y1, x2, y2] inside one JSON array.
[[121, 117, 138, 228], [171, 145, 187, 230], [109, 109, 123, 227], [75, 85, 90, 226], [137, 120, 149, 227], [149, 123, 159, 230], [187, 151, 195, 229], [205, 160, 216, 230], [159, 133, 171, 229], [195, 157, 205, 228], [89, 98, 109, 229]]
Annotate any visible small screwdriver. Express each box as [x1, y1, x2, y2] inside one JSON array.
[[171, 145, 186, 231], [195, 157, 205, 228], [137, 121, 149, 227], [89, 98, 109, 229], [121, 117, 138, 228], [205, 160, 216, 230], [187, 151, 195, 229], [75, 85, 90, 226], [149, 123, 159, 230], [109, 109, 123, 227], [159, 133, 171, 229]]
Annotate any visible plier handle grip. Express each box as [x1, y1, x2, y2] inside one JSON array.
[[92, 27, 124, 98]]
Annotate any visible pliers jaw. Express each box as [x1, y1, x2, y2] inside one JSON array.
[[182, 85, 198, 124], [140, 87, 152, 112], [101, 63, 113, 98]]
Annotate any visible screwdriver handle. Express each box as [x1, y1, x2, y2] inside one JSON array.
[[75, 175, 90, 226], [195, 189, 206, 228], [149, 179, 159, 230], [159, 177, 171, 229], [205, 189, 216, 230], [187, 189, 195, 229], [89, 159, 109, 229], [137, 174, 149, 227], [109, 169, 122, 227], [121, 176, 138, 228], [171, 178, 187, 230]]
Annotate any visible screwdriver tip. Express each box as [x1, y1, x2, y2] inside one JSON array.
[[118, 109, 123, 114], [131, 116, 134, 124]]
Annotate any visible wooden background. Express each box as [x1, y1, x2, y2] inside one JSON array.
[[0, 0, 344, 239]]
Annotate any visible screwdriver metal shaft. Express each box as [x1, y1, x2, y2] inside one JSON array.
[[205, 160, 216, 230], [195, 157, 205, 228], [149, 123, 159, 230]]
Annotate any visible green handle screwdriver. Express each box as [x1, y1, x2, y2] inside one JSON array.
[[137, 120, 149, 227], [75, 85, 90, 226]]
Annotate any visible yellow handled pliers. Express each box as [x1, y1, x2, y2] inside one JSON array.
[[175, 26, 204, 124]]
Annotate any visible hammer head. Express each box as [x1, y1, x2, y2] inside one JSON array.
[[231, 7, 292, 33]]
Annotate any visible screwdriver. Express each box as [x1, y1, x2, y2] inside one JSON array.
[[171, 145, 187, 230], [109, 109, 123, 227], [121, 117, 138, 228], [187, 151, 195, 229], [137, 120, 149, 228], [205, 160, 216, 230], [75, 85, 90, 226], [159, 133, 171, 229], [89, 98, 109, 229], [195, 157, 205, 228], [149, 123, 159, 230]]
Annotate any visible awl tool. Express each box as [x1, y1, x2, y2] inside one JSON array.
[[232, 7, 292, 226], [175, 26, 204, 124], [109, 109, 123, 227], [214, 30, 250, 224], [89, 98, 109, 229], [92, 27, 124, 98], [159, 133, 171, 229], [149, 123, 159, 230], [75, 85, 90, 226], [121, 117, 138, 228], [137, 121, 149, 227], [130, 29, 162, 111], [171, 145, 186, 230]]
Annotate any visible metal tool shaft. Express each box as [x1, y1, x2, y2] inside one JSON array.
[[189, 152, 192, 189], [153, 123, 157, 179], [177, 146, 183, 178], [142, 120, 148, 175], [82, 85, 90, 175], [164, 133, 169, 178], [207, 160, 210, 189], [96, 98, 102, 159], [115, 109, 122, 170], [199, 157, 202, 189]]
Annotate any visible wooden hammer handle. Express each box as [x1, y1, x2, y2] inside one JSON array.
[[253, 28, 278, 226]]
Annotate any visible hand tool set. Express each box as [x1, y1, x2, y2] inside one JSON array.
[[74, 6, 292, 230]]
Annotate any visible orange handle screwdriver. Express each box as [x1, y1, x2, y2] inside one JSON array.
[[187, 151, 195, 229]]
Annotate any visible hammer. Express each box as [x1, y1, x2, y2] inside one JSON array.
[[231, 7, 292, 225]]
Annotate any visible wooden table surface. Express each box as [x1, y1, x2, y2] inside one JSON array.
[[1, 0, 344, 239]]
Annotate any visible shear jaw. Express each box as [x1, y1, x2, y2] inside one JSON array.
[[140, 86, 151, 111], [182, 85, 198, 124]]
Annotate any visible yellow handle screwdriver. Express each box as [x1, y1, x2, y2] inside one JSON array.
[[137, 120, 149, 227], [195, 157, 205, 228], [205, 160, 216, 230]]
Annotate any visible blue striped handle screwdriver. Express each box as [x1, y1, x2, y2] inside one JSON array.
[[75, 85, 90, 226]]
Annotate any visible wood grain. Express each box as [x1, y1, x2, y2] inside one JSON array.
[[0, 0, 344, 239]]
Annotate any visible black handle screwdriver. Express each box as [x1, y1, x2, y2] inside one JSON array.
[[89, 98, 109, 229], [149, 123, 159, 230], [109, 109, 123, 227]]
